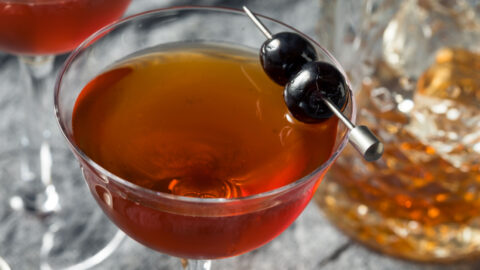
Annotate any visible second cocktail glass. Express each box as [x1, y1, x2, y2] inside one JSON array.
[[0, 0, 130, 269], [55, 6, 355, 269]]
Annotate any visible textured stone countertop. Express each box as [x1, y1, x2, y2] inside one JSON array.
[[0, 0, 479, 269]]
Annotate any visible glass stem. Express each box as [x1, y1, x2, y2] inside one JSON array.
[[182, 259, 212, 270], [11, 55, 60, 216]]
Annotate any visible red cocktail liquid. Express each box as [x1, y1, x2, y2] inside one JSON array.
[[73, 44, 338, 259], [0, 0, 131, 55]]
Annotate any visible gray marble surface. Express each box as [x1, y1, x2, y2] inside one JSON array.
[[0, 0, 479, 269]]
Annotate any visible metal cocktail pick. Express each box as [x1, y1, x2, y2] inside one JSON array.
[[243, 6, 384, 162]]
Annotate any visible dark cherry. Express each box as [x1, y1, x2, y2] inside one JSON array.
[[260, 32, 318, 85], [284, 61, 348, 123]]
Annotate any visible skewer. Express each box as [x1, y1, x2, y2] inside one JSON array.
[[243, 6, 383, 161]]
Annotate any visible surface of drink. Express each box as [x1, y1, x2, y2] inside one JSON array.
[[72, 43, 339, 258], [316, 48, 480, 261], [0, 0, 131, 55]]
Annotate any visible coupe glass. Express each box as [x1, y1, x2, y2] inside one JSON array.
[[0, 0, 130, 269], [55, 6, 354, 269]]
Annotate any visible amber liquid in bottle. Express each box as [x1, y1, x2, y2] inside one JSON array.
[[316, 48, 480, 262]]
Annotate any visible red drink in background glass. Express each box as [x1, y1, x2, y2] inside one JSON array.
[[0, 0, 131, 55]]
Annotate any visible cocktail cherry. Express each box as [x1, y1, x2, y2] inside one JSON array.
[[260, 32, 318, 86], [285, 61, 348, 123], [243, 6, 383, 161]]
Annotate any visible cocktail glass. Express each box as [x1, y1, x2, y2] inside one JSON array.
[[0, 0, 130, 269], [55, 6, 355, 269]]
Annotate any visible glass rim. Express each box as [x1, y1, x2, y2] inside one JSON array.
[[54, 5, 356, 204]]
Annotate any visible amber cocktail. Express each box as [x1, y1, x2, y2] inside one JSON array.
[[55, 7, 354, 268]]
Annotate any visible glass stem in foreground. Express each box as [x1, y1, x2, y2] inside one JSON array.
[[182, 259, 212, 270], [11, 55, 59, 216]]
